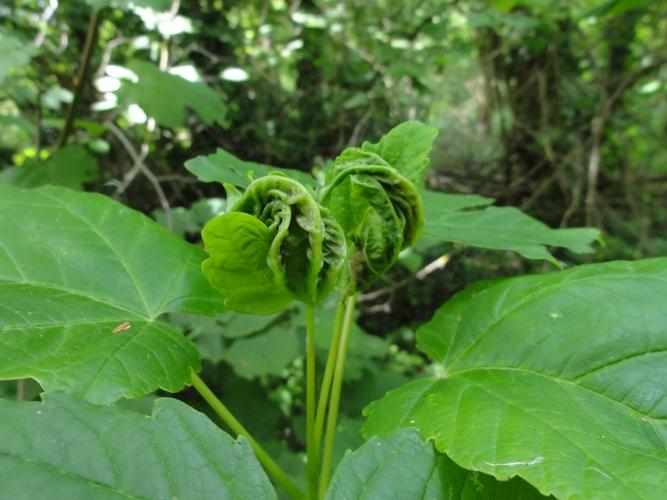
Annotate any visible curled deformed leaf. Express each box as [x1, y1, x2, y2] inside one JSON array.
[[320, 149, 424, 291], [202, 174, 346, 314], [360, 120, 439, 186]]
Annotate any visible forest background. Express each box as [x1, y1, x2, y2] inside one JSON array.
[[1, 0, 666, 488]]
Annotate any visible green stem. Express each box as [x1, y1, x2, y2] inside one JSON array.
[[56, 9, 101, 150], [318, 295, 356, 497], [190, 369, 304, 500], [313, 298, 345, 460], [305, 304, 318, 499]]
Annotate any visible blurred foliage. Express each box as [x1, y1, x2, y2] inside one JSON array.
[[1, 0, 665, 479]]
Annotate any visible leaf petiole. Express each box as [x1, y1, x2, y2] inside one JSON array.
[[190, 369, 304, 499], [318, 295, 357, 496], [305, 303, 318, 499], [313, 298, 345, 462]]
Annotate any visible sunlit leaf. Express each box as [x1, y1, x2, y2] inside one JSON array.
[[361, 120, 439, 185], [364, 258, 667, 498], [117, 61, 226, 128], [202, 175, 346, 313], [0, 185, 224, 403]]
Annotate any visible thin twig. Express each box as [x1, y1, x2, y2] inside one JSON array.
[[56, 9, 101, 150], [106, 121, 173, 230], [33, 0, 58, 47], [358, 254, 451, 304], [95, 35, 127, 78]]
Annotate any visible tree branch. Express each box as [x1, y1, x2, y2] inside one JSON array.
[[56, 9, 101, 150]]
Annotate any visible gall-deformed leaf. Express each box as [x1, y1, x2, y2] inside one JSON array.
[[361, 120, 439, 186], [202, 174, 346, 313], [320, 148, 424, 291]]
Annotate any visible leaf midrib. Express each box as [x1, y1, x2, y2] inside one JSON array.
[[39, 191, 154, 317]]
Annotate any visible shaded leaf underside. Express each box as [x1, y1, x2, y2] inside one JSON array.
[[0, 394, 276, 499], [327, 429, 547, 499], [185, 147, 317, 189], [420, 190, 599, 264], [0, 145, 99, 190]]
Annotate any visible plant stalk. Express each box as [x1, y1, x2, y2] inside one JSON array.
[[56, 9, 101, 150], [190, 369, 304, 500], [313, 298, 345, 460], [318, 295, 356, 496], [305, 304, 318, 499]]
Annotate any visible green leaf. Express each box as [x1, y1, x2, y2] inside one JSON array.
[[327, 430, 547, 499], [216, 367, 283, 441], [421, 190, 599, 264], [364, 258, 667, 499], [202, 211, 294, 314], [361, 121, 439, 185], [0, 394, 276, 499], [185, 147, 317, 188], [223, 326, 301, 379], [609, 0, 653, 15], [0, 29, 36, 84], [420, 190, 494, 212], [117, 61, 226, 128], [0, 146, 99, 189], [202, 175, 346, 312], [222, 312, 282, 339], [0, 185, 224, 403]]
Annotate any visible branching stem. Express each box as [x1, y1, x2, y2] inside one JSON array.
[[190, 369, 304, 500]]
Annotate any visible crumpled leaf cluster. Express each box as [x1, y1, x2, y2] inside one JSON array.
[[202, 174, 347, 314], [201, 121, 438, 312]]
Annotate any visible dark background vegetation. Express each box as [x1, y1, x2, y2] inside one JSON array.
[[2, 0, 666, 479]]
